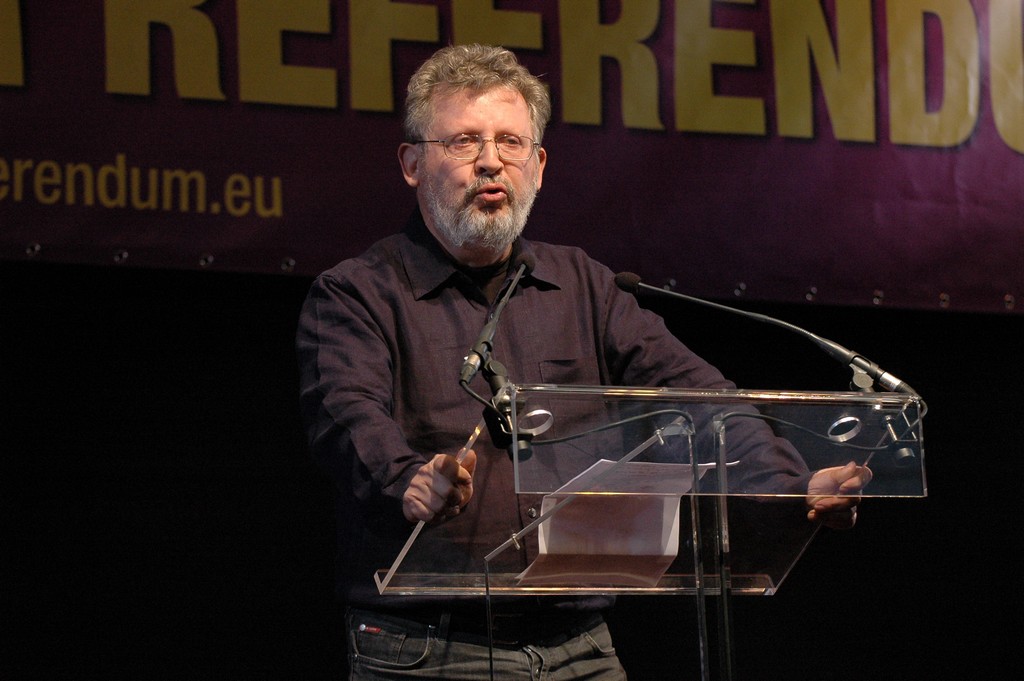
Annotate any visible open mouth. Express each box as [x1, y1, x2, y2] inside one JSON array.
[[474, 182, 509, 205]]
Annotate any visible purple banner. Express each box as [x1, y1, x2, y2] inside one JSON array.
[[2, 1, 1021, 313]]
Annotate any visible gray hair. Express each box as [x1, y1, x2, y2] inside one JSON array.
[[404, 44, 551, 142]]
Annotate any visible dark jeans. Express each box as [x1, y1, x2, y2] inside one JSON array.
[[346, 607, 628, 680]]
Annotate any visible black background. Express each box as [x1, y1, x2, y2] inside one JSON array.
[[2, 260, 1018, 679]]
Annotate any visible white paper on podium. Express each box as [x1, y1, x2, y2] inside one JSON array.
[[516, 459, 716, 587]]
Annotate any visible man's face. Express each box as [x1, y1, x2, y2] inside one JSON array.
[[399, 86, 547, 266]]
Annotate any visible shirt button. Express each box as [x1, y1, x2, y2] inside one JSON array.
[[526, 507, 538, 519]]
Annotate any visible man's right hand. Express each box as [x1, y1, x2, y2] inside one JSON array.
[[402, 451, 477, 523]]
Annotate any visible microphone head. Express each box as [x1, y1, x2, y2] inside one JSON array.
[[614, 271, 642, 294], [514, 252, 536, 276]]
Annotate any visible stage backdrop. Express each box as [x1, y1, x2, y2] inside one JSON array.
[[1, 0, 1021, 313]]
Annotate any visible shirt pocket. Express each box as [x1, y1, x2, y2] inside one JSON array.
[[538, 355, 600, 386]]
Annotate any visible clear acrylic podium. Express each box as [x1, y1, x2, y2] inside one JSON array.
[[375, 385, 927, 680]]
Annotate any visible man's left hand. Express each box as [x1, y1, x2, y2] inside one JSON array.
[[806, 461, 872, 530]]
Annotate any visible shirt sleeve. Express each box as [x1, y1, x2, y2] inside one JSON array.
[[296, 271, 426, 511]]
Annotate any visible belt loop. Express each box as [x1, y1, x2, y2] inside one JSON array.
[[437, 612, 451, 640]]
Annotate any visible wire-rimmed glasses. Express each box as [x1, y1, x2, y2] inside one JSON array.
[[412, 133, 539, 161]]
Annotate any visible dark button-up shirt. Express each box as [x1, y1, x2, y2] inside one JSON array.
[[297, 210, 809, 611]]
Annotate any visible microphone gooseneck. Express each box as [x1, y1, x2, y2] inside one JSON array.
[[459, 253, 535, 386], [614, 272, 919, 397], [458, 252, 536, 459]]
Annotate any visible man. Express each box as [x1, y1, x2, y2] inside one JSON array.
[[297, 43, 867, 680]]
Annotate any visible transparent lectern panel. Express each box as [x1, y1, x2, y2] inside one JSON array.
[[509, 385, 926, 498], [375, 386, 925, 597], [374, 493, 819, 597]]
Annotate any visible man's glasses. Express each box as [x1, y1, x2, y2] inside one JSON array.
[[412, 133, 539, 161]]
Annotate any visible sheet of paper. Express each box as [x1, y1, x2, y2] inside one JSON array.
[[516, 459, 715, 587]]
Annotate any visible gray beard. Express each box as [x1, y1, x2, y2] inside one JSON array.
[[423, 175, 536, 252]]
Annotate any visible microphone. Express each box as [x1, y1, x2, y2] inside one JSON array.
[[480, 356, 534, 460], [459, 253, 535, 385], [614, 272, 919, 396]]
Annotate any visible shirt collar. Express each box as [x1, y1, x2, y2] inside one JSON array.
[[399, 209, 560, 300]]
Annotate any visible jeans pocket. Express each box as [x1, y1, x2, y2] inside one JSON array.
[[583, 622, 618, 658], [349, 617, 432, 670]]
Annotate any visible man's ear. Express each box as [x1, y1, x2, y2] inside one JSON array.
[[535, 145, 547, 192], [398, 143, 421, 188]]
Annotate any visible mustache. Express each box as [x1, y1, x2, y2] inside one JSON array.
[[462, 175, 516, 206]]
